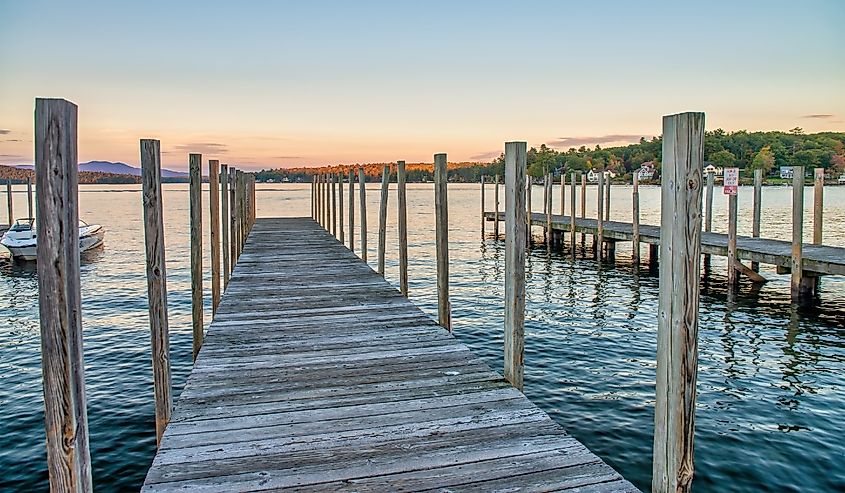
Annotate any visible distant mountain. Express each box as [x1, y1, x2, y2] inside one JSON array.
[[14, 161, 189, 178]]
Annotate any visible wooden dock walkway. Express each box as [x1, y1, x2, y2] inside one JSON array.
[[142, 217, 637, 492], [485, 211, 845, 277]]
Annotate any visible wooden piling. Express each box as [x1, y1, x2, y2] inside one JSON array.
[[5, 179, 11, 227], [27, 176, 33, 219], [331, 173, 337, 237], [596, 171, 604, 259], [434, 153, 451, 331], [494, 174, 500, 237], [338, 172, 344, 244], [140, 139, 172, 447], [580, 173, 587, 244], [814, 168, 823, 245], [221, 165, 230, 288], [480, 174, 486, 235], [791, 166, 807, 299], [604, 173, 611, 221], [751, 169, 763, 271], [209, 160, 221, 314], [229, 169, 237, 273], [526, 176, 532, 242], [570, 172, 576, 249], [189, 153, 203, 361], [397, 161, 409, 297], [358, 167, 367, 261], [560, 173, 565, 216], [311, 175, 315, 220], [704, 171, 714, 267], [34, 98, 92, 493], [544, 174, 551, 245], [632, 173, 640, 264], [322, 173, 329, 229], [348, 169, 355, 253], [652, 111, 704, 493], [504, 141, 526, 391], [377, 164, 390, 276], [727, 193, 738, 286]]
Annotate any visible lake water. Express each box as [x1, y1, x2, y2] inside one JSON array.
[[1, 182, 844, 492]]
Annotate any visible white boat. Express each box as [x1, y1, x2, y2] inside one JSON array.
[[0, 218, 105, 261]]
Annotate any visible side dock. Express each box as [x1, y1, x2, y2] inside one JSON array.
[[141, 217, 636, 492]]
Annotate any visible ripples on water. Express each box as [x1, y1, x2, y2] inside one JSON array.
[[0, 183, 843, 492]]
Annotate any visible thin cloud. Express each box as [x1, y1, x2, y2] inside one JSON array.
[[470, 150, 502, 161], [271, 156, 304, 160], [169, 142, 229, 154], [1, 139, 22, 142], [548, 134, 649, 148], [0, 129, 10, 135], [801, 114, 834, 119]]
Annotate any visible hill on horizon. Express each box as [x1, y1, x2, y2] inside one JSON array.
[[12, 160, 188, 178]]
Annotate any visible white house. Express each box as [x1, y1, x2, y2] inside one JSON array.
[[587, 169, 600, 183], [780, 166, 793, 179], [637, 162, 655, 180], [703, 164, 723, 176]]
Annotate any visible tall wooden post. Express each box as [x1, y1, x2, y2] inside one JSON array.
[[434, 153, 451, 331], [632, 173, 640, 264], [35, 98, 92, 493], [6, 179, 12, 227], [751, 169, 763, 271], [580, 173, 587, 244], [704, 171, 714, 267], [560, 173, 565, 216], [331, 173, 337, 237], [229, 169, 236, 273], [140, 139, 172, 447], [791, 166, 806, 299], [338, 172, 344, 244], [348, 169, 355, 253], [526, 176, 532, 242], [377, 164, 390, 276], [189, 153, 203, 361], [358, 167, 368, 261], [480, 174, 486, 235], [653, 111, 704, 493], [570, 172, 576, 249], [221, 165, 230, 288], [544, 174, 551, 244], [209, 160, 221, 314], [596, 171, 604, 259], [27, 176, 34, 219], [813, 168, 823, 245], [604, 173, 611, 221], [494, 174, 500, 237], [504, 142, 526, 391], [397, 161, 409, 296], [311, 175, 315, 220], [728, 193, 738, 285], [323, 172, 329, 229]]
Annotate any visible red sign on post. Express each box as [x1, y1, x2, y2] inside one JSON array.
[[724, 167, 739, 195]]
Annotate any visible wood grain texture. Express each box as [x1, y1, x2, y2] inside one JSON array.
[[377, 164, 389, 276], [35, 98, 92, 492], [331, 173, 337, 237], [791, 166, 805, 299], [348, 170, 355, 253], [434, 153, 451, 331], [632, 173, 640, 264], [814, 168, 823, 245], [604, 174, 611, 222], [209, 160, 221, 313], [727, 195, 738, 285], [397, 161, 408, 296], [141, 139, 173, 448], [596, 171, 604, 260], [504, 142, 526, 391], [141, 217, 633, 492], [337, 172, 344, 244], [358, 167, 367, 261], [480, 174, 485, 234], [221, 165, 230, 288], [560, 173, 565, 216], [570, 172, 576, 248], [653, 111, 704, 493], [27, 176, 33, 219], [189, 153, 204, 361], [493, 174, 500, 236], [229, 170, 237, 275]]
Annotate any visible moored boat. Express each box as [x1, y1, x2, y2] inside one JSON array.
[[0, 218, 105, 261]]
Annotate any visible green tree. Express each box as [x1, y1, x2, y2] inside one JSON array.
[[709, 149, 736, 168], [750, 146, 775, 174]]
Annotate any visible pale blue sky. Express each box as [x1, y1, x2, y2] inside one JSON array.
[[1, 0, 843, 169]]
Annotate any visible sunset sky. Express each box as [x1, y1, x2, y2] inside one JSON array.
[[1, 0, 843, 171]]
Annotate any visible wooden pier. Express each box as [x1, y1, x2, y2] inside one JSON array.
[[141, 217, 636, 492], [483, 212, 845, 278]]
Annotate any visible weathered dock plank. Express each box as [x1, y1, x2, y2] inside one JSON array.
[[142, 218, 637, 493], [142, 217, 636, 492], [485, 211, 845, 277]]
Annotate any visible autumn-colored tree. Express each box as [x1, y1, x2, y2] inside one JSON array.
[[749, 146, 776, 174]]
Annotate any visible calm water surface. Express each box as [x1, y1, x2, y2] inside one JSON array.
[[1, 183, 843, 492]]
